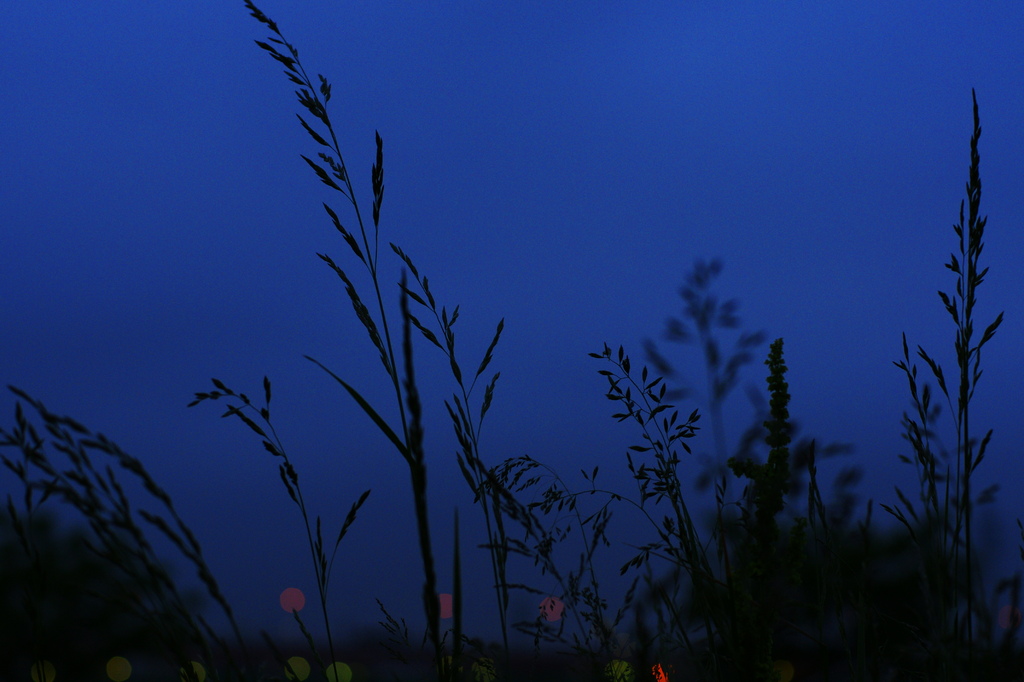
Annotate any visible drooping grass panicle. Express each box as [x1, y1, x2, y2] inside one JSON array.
[[6, 6, 1022, 677], [240, 4, 513, 678], [188, 373, 371, 677], [1, 386, 253, 681]]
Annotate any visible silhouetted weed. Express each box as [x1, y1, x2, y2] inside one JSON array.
[[2, 3, 1020, 680]]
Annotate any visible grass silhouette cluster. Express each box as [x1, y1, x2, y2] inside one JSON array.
[[1, 2, 1018, 681]]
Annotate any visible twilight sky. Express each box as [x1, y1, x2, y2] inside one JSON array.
[[4, 0, 1024, 659]]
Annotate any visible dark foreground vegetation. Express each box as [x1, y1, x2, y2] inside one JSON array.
[[2, 2, 1018, 681]]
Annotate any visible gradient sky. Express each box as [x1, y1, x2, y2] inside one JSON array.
[[4, 0, 1024, 657]]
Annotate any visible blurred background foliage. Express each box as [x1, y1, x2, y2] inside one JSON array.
[[0, 507, 208, 680]]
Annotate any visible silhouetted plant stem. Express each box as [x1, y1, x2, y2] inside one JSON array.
[[4, 8, 1021, 675], [1, 389, 253, 681], [239, 4, 507, 680], [644, 259, 769, 483], [399, 269, 447, 679], [888, 88, 1004, 680], [722, 338, 805, 681]]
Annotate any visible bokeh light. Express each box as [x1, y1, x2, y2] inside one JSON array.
[[284, 656, 310, 681], [774, 659, 795, 682], [472, 657, 497, 682], [280, 587, 306, 613], [539, 595, 564, 622], [999, 604, 1022, 629], [106, 655, 132, 681], [441, 655, 463, 676], [30, 660, 55, 682], [604, 659, 635, 682], [325, 661, 352, 682], [179, 661, 206, 682], [439, 592, 453, 619]]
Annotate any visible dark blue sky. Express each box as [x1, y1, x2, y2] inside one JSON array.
[[4, 0, 1024, 655]]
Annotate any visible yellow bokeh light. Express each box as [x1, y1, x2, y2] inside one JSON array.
[[440, 655, 464, 676], [107, 655, 132, 681], [30, 660, 56, 682], [472, 657, 497, 682], [774, 659, 795, 682], [325, 661, 352, 682], [179, 661, 206, 682], [440, 655, 468, 675], [284, 656, 310, 681], [604, 659, 635, 682]]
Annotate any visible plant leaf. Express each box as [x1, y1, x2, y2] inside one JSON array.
[[304, 355, 409, 462]]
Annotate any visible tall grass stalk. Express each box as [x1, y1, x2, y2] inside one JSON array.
[[885, 88, 1005, 680], [193, 3, 506, 680], [3, 4, 1021, 679]]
